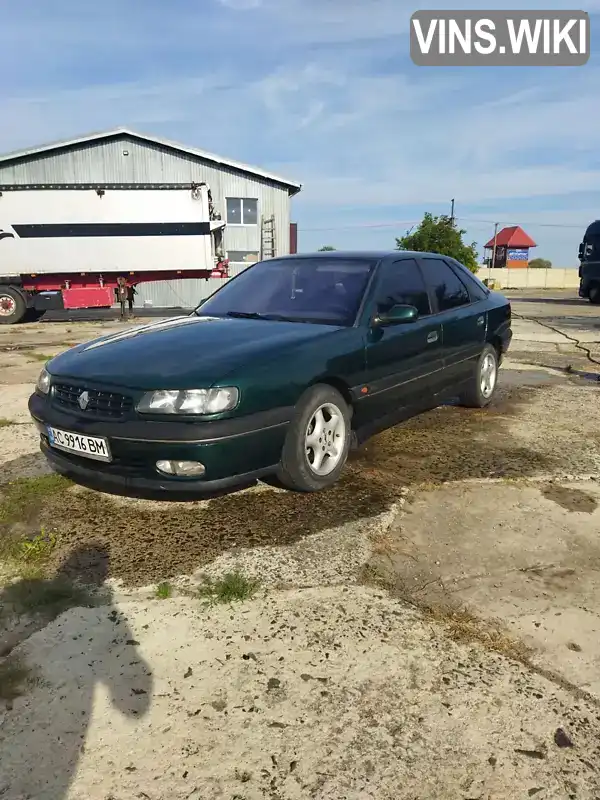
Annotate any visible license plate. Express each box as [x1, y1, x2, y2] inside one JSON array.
[[47, 426, 112, 462]]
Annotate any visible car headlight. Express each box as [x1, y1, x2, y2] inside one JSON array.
[[36, 368, 51, 395], [136, 387, 239, 415]]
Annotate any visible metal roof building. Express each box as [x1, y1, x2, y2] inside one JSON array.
[[0, 128, 301, 308]]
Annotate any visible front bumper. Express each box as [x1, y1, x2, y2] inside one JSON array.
[[29, 392, 292, 495]]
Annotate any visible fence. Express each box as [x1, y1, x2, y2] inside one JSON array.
[[134, 264, 580, 309], [477, 267, 579, 290]]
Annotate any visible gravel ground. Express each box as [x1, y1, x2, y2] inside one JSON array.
[[2, 588, 600, 800]]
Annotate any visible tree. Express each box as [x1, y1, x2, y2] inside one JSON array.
[[318, 245, 336, 251], [528, 257, 552, 269], [396, 213, 479, 273]]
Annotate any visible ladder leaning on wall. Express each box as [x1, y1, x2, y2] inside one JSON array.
[[261, 214, 276, 259]]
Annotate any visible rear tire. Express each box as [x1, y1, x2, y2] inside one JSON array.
[[277, 384, 351, 492], [23, 308, 46, 322], [0, 287, 26, 324], [589, 285, 600, 304], [458, 343, 499, 408]]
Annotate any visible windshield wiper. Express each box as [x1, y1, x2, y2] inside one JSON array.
[[225, 311, 318, 323], [226, 311, 272, 320]]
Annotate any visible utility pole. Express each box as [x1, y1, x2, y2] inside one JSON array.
[[450, 199, 455, 225], [491, 222, 499, 269]]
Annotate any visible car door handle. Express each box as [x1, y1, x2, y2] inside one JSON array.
[[427, 331, 438, 343], [476, 315, 485, 326]]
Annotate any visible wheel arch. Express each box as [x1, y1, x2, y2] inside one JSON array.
[[307, 375, 354, 417]]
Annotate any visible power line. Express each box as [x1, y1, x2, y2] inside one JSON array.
[[457, 216, 585, 230], [299, 215, 588, 233]]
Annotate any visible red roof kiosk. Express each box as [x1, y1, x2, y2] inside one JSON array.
[[484, 225, 536, 268]]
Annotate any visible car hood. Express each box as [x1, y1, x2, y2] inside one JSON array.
[[47, 315, 342, 390]]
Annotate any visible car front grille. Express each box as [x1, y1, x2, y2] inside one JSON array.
[[53, 384, 133, 419]]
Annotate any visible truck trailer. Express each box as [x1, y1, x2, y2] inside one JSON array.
[[0, 182, 229, 324]]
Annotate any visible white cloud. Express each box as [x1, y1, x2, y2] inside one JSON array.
[[217, 0, 262, 8]]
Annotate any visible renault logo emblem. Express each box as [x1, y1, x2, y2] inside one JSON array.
[[78, 390, 90, 411]]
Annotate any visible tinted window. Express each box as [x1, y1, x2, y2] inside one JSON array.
[[443, 258, 489, 301], [420, 258, 470, 312], [195, 257, 377, 326], [374, 258, 430, 317]]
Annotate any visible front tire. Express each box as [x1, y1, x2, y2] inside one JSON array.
[[458, 344, 499, 408], [277, 384, 351, 492], [0, 287, 26, 324]]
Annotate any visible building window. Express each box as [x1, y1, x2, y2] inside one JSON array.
[[226, 197, 258, 226], [227, 251, 260, 264]]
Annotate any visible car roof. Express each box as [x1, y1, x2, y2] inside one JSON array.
[[271, 251, 448, 261]]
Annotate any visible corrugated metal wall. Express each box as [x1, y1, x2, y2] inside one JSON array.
[[0, 135, 293, 268], [134, 263, 249, 309]]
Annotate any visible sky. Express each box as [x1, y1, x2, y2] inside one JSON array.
[[1, 0, 598, 266]]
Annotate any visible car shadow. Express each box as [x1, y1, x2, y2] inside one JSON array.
[[48, 467, 260, 502], [0, 543, 153, 798], [509, 296, 586, 307]]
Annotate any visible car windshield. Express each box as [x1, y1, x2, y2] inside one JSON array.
[[194, 257, 377, 326]]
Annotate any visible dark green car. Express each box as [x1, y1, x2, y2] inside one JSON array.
[[29, 251, 512, 494]]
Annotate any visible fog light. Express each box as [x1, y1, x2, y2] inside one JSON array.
[[156, 460, 206, 477]]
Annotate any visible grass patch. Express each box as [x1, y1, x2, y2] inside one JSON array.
[[197, 571, 260, 605], [29, 352, 56, 363], [0, 655, 33, 702], [155, 581, 173, 599], [0, 528, 59, 582], [0, 474, 71, 525], [0, 575, 93, 619], [0, 418, 13, 428], [18, 528, 57, 564]]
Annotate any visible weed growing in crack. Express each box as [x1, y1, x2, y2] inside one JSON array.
[[155, 581, 173, 599], [196, 571, 260, 606]]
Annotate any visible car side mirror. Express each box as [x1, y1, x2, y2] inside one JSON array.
[[578, 243, 585, 260], [374, 304, 419, 326]]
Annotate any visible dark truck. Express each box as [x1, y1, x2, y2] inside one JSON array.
[[578, 221, 600, 304]]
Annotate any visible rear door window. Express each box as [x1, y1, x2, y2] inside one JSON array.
[[374, 258, 431, 317], [443, 258, 489, 301], [419, 257, 471, 313]]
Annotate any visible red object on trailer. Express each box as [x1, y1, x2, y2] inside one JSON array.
[[12, 261, 231, 315], [19, 263, 230, 294], [62, 287, 114, 309]]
